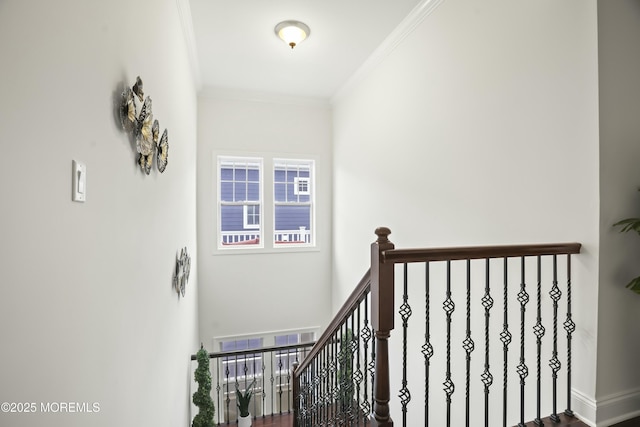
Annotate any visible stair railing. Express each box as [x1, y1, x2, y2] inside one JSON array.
[[293, 227, 581, 427]]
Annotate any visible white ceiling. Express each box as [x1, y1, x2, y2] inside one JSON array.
[[187, 0, 425, 99]]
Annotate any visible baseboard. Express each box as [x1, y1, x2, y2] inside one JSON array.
[[572, 388, 597, 426], [595, 388, 640, 426], [572, 387, 640, 426]]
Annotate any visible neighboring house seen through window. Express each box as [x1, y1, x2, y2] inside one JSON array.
[[218, 157, 263, 247], [217, 155, 315, 250], [274, 159, 314, 246]]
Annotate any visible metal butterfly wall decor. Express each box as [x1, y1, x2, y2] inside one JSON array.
[[119, 76, 169, 175]]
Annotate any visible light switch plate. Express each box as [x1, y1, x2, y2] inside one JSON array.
[[72, 160, 86, 202]]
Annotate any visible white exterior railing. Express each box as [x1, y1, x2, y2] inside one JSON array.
[[274, 227, 311, 244], [220, 227, 311, 246], [220, 231, 260, 245]]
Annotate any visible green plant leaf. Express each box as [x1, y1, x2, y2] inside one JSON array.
[[613, 218, 640, 235], [613, 189, 640, 295], [626, 276, 640, 294], [235, 378, 256, 417]]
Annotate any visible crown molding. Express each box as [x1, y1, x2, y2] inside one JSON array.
[[331, 0, 446, 104], [175, 0, 202, 90]]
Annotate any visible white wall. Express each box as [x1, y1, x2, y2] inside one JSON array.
[[597, 1, 640, 424], [332, 0, 600, 424], [0, 1, 199, 427], [196, 90, 332, 347]]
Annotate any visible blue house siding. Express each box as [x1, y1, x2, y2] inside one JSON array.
[[274, 167, 311, 238], [220, 205, 245, 231], [274, 205, 310, 230], [220, 164, 260, 233], [221, 166, 311, 233]]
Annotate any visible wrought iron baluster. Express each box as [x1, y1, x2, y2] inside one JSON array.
[[307, 353, 313, 426], [313, 353, 319, 425], [331, 329, 338, 426], [340, 317, 350, 423], [298, 372, 304, 426], [225, 358, 231, 425], [307, 368, 313, 427], [399, 263, 413, 427], [339, 322, 345, 424], [517, 256, 530, 427], [349, 313, 358, 424], [501, 258, 512, 427], [254, 351, 259, 419], [309, 366, 314, 427], [564, 255, 576, 418], [313, 347, 319, 426], [534, 256, 545, 426], [370, 331, 376, 420], [278, 348, 284, 414], [243, 356, 250, 420], [463, 259, 475, 427], [216, 357, 222, 425], [443, 260, 455, 427], [423, 262, 433, 427], [549, 255, 562, 423], [355, 305, 363, 426], [312, 349, 316, 426], [481, 259, 494, 427], [361, 295, 371, 426], [319, 345, 331, 425], [286, 348, 290, 414], [308, 358, 313, 426], [270, 348, 275, 417], [261, 352, 266, 419]]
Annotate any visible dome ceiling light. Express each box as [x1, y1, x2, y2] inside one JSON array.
[[274, 20, 310, 49]]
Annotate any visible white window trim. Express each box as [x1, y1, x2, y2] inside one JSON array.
[[214, 153, 319, 254], [293, 176, 310, 195], [242, 204, 260, 229]]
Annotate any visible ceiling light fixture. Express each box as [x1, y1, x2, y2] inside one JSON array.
[[274, 20, 310, 49]]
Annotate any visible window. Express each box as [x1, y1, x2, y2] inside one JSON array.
[[274, 332, 315, 374], [218, 157, 262, 248], [216, 155, 315, 251], [219, 337, 264, 380], [274, 159, 314, 246], [212, 330, 316, 420]]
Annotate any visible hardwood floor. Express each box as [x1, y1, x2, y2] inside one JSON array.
[[245, 413, 293, 427], [238, 412, 640, 427], [518, 413, 589, 426], [517, 414, 640, 427], [611, 417, 640, 427]]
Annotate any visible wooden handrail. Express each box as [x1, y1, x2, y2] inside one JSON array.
[[294, 269, 371, 374], [382, 242, 582, 264], [190, 341, 316, 361]]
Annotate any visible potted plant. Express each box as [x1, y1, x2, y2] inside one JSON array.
[[337, 329, 355, 413], [613, 188, 640, 294], [614, 212, 640, 294], [235, 378, 256, 427], [192, 345, 215, 427]]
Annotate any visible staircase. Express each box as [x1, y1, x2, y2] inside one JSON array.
[[292, 227, 584, 427]]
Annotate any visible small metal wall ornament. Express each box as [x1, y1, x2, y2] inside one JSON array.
[[173, 247, 191, 297], [119, 76, 169, 175]]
